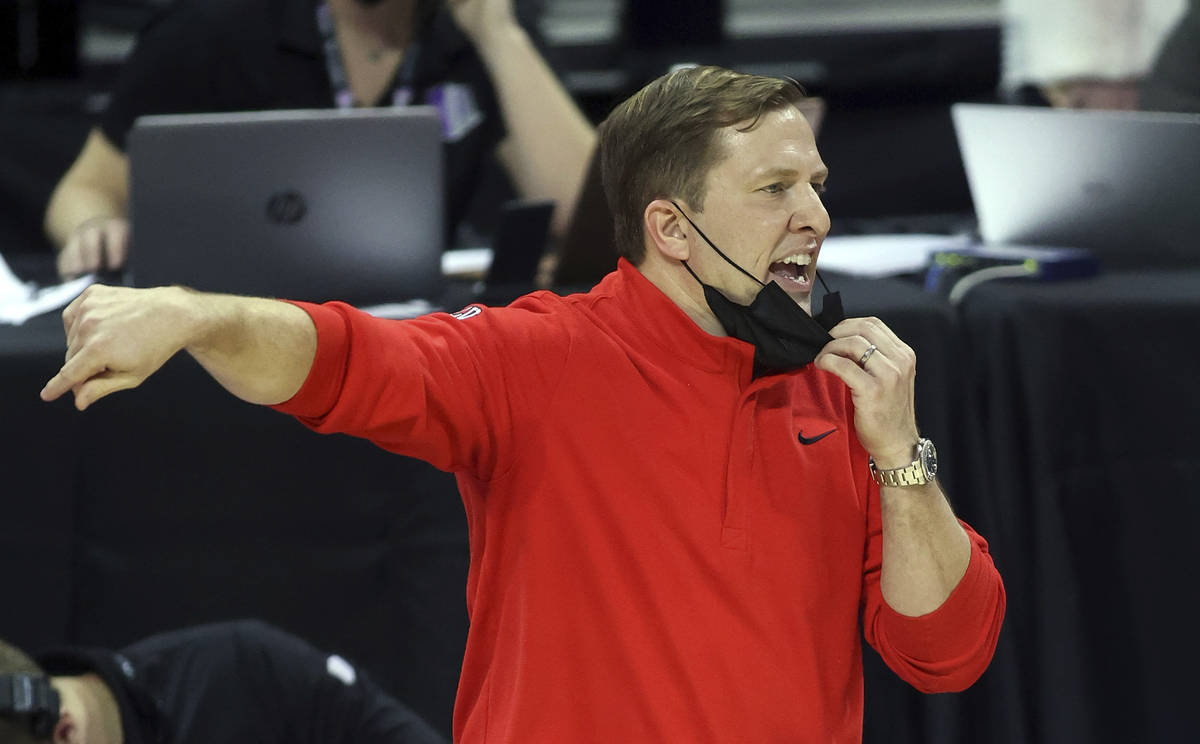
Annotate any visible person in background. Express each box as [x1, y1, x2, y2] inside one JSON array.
[[0, 619, 444, 743], [44, 0, 594, 279], [1001, 0, 1187, 109]]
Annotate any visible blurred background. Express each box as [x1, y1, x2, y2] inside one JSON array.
[[4, 0, 1191, 254], [2, 0, 1009, 259]]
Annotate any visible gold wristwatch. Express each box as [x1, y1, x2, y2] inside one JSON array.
[[869, 438, 938, 487]]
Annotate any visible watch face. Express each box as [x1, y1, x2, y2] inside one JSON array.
[[921, 439, 939, 478]]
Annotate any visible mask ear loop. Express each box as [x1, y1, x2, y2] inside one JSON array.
[[816, 270, 832, 294], [672, 199, 838, 303], [670, 200, 766, 288]]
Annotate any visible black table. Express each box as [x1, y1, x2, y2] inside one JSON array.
[[959, 269, 1200, 743]]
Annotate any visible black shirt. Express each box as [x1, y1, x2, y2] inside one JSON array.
[[100, 0, 505, 233], [37, 620, 445, 744]]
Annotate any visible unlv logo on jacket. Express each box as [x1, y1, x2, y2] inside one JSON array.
[[451, 306, 483, 320]]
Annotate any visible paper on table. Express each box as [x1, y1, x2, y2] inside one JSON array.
[[0, 252, 95, 325], [442, 247, 492, 277], [815, 234, 972, 278]]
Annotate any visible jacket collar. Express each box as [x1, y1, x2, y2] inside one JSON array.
[[600, 258, 756, 381]]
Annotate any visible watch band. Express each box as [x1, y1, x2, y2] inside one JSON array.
[[869, 460, 928, 487], [869, 438, 935, 487]]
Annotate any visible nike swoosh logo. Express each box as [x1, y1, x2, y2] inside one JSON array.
[[797, 428, 836, 445]]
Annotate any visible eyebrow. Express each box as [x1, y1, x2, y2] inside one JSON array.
[[753, 166, 829, 182]]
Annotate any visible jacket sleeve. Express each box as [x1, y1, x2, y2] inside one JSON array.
[[270, 298, 572, 481], [859, 478, 1007, 693]]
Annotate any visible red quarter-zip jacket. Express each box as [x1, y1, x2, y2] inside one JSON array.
[[274, 258, 1005, 743]]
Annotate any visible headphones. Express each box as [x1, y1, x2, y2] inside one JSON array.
[[0, 674, 61, 739]]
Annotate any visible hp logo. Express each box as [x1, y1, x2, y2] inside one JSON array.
[[266, 190, 307, 225]]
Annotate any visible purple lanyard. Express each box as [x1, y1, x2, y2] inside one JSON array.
[[316, 1, 421, 108]]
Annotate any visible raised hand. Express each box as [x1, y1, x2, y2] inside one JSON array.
[[814, 316, 920, 468]]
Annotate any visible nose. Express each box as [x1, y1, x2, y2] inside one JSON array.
[[788, 186, 830, 239]]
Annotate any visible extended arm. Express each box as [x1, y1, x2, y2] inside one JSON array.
[[450, 0, 596, 236], [40, 285, 316, 410]]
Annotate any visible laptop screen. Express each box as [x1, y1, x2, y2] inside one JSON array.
[[128, 107, 446, 305], [952, 103, 1200, 269]]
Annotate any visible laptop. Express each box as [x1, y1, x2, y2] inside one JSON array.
[[951, 103, 1200, 269], [127, 107, 445, 305]]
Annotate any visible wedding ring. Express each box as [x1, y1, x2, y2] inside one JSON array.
[[858, 343, 877, 367]]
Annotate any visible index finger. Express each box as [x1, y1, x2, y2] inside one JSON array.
[[40, 371, 76, 403], [40, 350, 107, 404]]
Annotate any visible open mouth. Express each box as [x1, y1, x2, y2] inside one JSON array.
[[768, 254, 813, 289]]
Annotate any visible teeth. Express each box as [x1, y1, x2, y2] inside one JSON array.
[[779, 254, 811, 266]]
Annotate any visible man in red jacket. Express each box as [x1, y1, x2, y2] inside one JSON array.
[[42, 65, 1004, 743]]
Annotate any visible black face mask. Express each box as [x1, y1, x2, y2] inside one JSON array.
[[671, 202, 844, 376]]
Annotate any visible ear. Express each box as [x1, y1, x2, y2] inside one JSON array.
[[642, 199, 691, 262], [53, 711, 78, 744]]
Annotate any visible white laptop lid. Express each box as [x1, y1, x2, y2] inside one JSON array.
[[128, 107, 444, 305], [951, 103, 1200, 269]]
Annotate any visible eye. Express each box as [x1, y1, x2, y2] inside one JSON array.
[[760, 182, 786, 195], [812, 182, 827, 194]]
